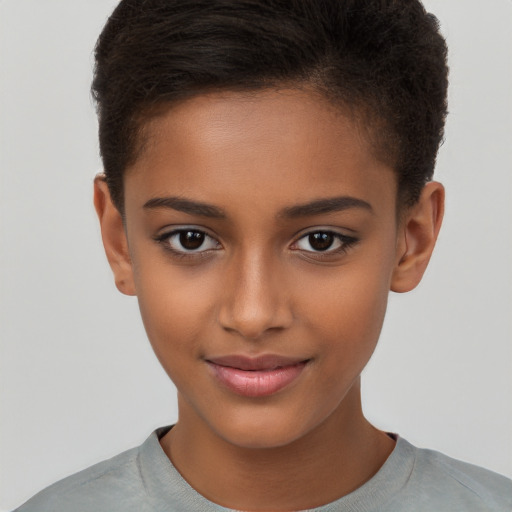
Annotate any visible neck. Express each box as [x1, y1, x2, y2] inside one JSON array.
[[160, 381, 395, 511]]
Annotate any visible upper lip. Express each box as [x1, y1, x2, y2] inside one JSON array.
[[206, 354, 309, 371]]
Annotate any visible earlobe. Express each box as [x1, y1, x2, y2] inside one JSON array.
[[93, 175, 136, 296], [390, 181, 444, 293]]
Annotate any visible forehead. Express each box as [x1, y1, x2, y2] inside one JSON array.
[[125, 89, 397, 220]]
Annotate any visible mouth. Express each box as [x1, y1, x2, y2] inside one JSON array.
[[205, 355, 310, 397]]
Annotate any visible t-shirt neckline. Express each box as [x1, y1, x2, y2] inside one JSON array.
[[136, 425, 416, 512]]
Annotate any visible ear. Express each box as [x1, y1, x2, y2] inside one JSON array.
[[391, 181, 444, 293], [93, 175, 136, 296]]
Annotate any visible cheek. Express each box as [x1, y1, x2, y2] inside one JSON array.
[[302, 277, 389, 410], [300, 258, 392, 364], [133, 260, 220, 372]]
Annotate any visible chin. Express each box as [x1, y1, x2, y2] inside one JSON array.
[[208, 407, 318, 450], [221, 428, 302, 450]]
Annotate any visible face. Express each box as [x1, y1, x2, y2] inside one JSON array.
[[117, 89, 405, 448]]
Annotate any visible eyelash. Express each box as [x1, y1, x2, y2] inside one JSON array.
[[154, 229, 221, 260], [291, 231, 358, 258], [154, 228, 359, 260]]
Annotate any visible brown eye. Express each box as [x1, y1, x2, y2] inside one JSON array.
[[157, 228, 220, 254], [308, 232, 334, 251], [293, 230, 358, 255], [180, 230, 205, 250]]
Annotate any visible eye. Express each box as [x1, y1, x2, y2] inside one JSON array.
[[156, 228, 221, 254], [293, 231, 357, 254]]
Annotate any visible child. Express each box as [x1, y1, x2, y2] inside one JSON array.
[[13, 0, 512, 510]]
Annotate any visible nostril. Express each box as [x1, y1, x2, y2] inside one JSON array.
[[217, 264, 294, 338]]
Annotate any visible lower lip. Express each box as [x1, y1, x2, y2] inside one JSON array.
[[207, 361, 308, 398]]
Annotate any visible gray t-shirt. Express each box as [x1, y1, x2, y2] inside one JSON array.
[[14, 426, 512, 511]]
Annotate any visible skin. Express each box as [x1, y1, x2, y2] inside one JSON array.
[[94, 89, 444, 511]]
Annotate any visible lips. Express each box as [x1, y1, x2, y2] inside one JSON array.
[[206, 355, 309, 397]]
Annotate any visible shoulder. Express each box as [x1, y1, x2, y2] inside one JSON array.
[[394, 438, 512, 511], [13, 444, 152, 512]]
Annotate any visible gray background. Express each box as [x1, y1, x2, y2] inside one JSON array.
[[1, 1, 511, 509]]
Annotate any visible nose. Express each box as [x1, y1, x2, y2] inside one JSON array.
[[218, 249, 293, 340]]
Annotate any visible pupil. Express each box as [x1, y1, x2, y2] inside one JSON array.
[[309, 232, 333, 251], [180, 231, 205, 250]]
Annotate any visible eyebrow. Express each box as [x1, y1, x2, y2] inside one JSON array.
[[143, 197, 227, 218], [279, 196, 373, 218], [143, 195, 373, 219]]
